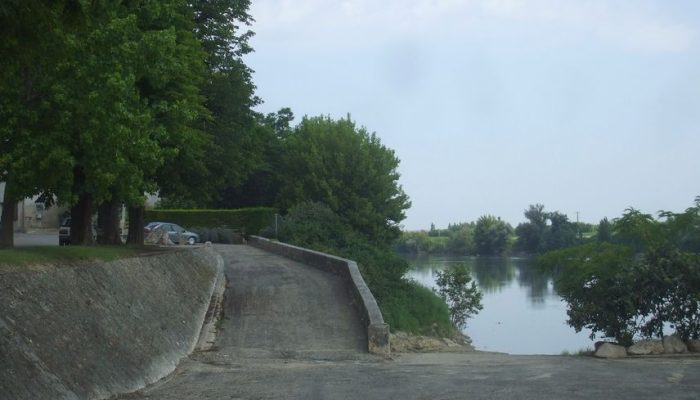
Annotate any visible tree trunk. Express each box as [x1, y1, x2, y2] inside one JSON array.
[[126, 205, 145, 245], [70, 193, 94, 245], [97, 198, 121, 245], [0, 182, 16, 249]]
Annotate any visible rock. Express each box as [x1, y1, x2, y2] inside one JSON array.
[[389, 331, 473, 353], [442, 338, 459, 347], [594, 343, 627, 358], [145, 228, 174, 246], [663, 335, 688, 354], [687, 340, 700, 353], [627, 340, 664, 356]]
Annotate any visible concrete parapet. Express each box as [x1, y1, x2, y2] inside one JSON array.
[[248, 236, 391, 356]]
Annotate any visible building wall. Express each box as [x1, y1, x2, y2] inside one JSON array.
[[0, 182, 67, 230]]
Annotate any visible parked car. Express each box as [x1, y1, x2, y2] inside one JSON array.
[[144, 222, 199, 245], [59, 217, 71, 246], [58, 217, 97, 245]]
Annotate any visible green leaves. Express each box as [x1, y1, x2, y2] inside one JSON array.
[[539, 198, 700, 344], [276, 116, 411, 244], [435, 263, 483, 329], [474, 215, 512, 256]]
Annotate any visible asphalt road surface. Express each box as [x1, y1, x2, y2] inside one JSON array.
[[13, 231, 58, 247], [118, 245, 700, 400]]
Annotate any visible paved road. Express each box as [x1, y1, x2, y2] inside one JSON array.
[[121, 245, 700, 400], [13, 231, 58, 247]]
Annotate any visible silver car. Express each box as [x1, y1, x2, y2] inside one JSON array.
[[144, 222, 199, 245]]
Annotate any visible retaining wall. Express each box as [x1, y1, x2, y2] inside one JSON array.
[[248, 236, 390, 355], [0, 247, 222, 400]]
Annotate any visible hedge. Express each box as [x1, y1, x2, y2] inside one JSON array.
[[145, 207, 277, 235]]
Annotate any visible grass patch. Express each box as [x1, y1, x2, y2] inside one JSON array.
[[0, 246, 147, 267], [379, 280, 455, 337]]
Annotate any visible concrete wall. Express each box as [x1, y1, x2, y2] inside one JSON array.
[[248, 236, 390, 356], [0, 247, 223, 400]]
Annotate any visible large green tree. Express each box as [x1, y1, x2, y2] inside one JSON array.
[[0, 1, 77, 247], [473, 215, 512, 256], [1, 1, 209, 246], [276, 116, 411, 244], [61, 1, 207, 244], [158, 0, 265, 208], [515, 204, 578, 254]]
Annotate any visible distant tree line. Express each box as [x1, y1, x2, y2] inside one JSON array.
[[396, 204, 596, 256]]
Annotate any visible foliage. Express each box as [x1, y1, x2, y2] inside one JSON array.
[[145, 207, 276, 234], [381, 280, 455, 336], [435, 263, 483, 329], [515, 204, 580, 254], [1, 0, 265, 246], [276, 202, 361, 252], [597, 217, 612, 243], [539, 198, 700, 345], [394, 231, 449, 254], [473, 215, 513, 256], [539, 242, 639, 345], [214, 108, 293, 209], [276, 115, 411, 244]]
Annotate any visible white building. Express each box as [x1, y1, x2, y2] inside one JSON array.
[[0, 182, 66, 231]]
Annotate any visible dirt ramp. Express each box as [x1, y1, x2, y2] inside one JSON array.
[[0, 248, 221, 400]]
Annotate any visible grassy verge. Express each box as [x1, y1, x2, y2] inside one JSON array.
[[379, 280, 455, 337], [0, 246, 147, 267]]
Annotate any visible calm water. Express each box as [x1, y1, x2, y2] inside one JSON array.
[[405, 255, 594, 355]]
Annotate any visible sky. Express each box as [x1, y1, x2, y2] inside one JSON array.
[[246, 0, 700, 230]]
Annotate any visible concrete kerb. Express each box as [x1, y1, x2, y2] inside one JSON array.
[[247, 236, 391, 356], [195, 250, 226, 352]]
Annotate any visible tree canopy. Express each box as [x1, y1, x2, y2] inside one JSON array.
[[276, 115, 411, 244]]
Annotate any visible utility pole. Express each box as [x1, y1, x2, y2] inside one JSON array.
[[576, 211, 581, 241]]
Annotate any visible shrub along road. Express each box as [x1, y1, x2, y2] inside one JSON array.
[[120, 245, 700, 400]]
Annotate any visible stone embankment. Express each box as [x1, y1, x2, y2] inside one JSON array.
[[0, 247, 223, 400], [594, 335, 700, 358]]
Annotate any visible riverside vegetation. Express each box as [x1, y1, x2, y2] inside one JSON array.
[[396, 205, 596, 256], [539, 198, 700, 346]]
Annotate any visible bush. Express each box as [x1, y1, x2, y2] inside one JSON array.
[[435, 263, 483, 329], [379, 280, 454, 336], [540, 236, 700, 344], [145, 207, 276, 235]]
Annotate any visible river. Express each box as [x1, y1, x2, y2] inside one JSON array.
[[404, 254, 595, 355]]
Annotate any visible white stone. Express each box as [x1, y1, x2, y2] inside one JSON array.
[[627, 340, 664, 356], [594, 343, 627, 358], [663, 335, 688, 354]]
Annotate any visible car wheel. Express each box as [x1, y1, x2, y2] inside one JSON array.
[[187, 236, 196, 245]]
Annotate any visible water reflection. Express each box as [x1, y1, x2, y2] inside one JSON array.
[[405, 255, 554, 305], [403, 254, 594, 354]]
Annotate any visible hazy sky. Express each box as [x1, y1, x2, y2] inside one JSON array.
[[246, 0, 700, 230]]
